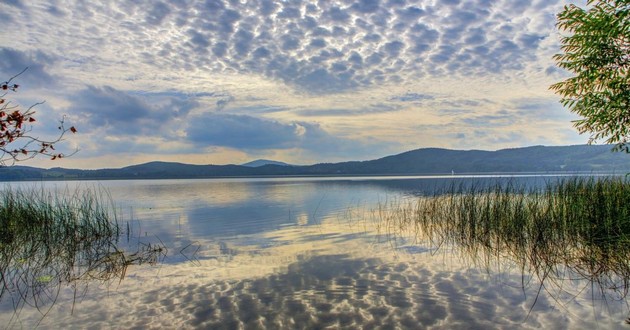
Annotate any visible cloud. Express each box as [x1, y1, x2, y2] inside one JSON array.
[[461, 113, 513, 127], [293, 68, 359, 93], [145, 2, 171, 26], [512, 98, 578, 121], [0, 0, 24, 8], [4, 0, 566, 95], [296, 103, 402, 117], [468, 130, 528, 145], [215, 95, 234, 110], [186, 113, 304, 150], [388, 92, 435, 103], [0, 48, 56, 87], [229, 105, 287, 115], [0, 0, 582, 167], [186, 113, 396, 158], [69, 86, 197, 136]]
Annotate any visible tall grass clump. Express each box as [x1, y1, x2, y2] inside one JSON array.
[[0, 187, 119, 249], [0, 186, 165, 324], [378, 177, 630, 301]]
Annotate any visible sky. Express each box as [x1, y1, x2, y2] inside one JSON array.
[[1, 0, 589, 169]]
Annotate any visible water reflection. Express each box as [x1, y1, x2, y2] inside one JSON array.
[[2, 176, 627, 329], [116, 176, 572, 241], [22, 252, 614, 329], [140, 255, 456, 329], [375, 181, 630, 326], [0, 207, 166, 328]]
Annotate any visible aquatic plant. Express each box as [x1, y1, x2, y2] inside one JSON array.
[[376, 177, 630, 313], [0, 187, 166, 326]]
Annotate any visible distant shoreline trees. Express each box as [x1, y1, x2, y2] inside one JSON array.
[[551, 0, 630, 151], [0, 68, 77, 166]]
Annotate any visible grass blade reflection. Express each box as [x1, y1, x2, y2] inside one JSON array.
[[377, 177, 630, 317], [0, 187, 166, 327]]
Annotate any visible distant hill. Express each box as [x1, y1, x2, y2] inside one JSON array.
[[0, 145, 628, 181], [241, 159, 291, 167]]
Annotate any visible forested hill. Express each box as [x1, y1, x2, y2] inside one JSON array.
[[1, 145, 629, 181]]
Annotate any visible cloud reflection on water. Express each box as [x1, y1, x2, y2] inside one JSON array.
[[1, 177, 628, 328], [14, 253, 614, 329]]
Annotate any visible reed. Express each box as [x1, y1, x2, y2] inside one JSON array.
[[377, 177, 630, 301], [0, 187, 118, 248], [0, 187, 166, 324]]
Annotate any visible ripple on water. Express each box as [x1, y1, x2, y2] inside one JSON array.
[[11, 253, 626, 329]]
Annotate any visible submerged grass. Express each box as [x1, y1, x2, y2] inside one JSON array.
[[377, 177, 630, 305], [0, 186, 166, 325]]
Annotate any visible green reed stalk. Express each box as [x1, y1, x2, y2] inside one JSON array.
[[378, 177, 630, 300], [0, 186, 166, 325]]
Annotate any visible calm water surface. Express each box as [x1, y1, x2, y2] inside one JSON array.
[[1, 175, 627, 329]]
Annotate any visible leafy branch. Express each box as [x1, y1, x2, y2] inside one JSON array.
[[0, 68, 77, 166]]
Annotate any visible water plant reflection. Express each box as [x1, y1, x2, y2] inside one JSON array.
[[0, 188, 166, 326], [377, 177, 630, 317]]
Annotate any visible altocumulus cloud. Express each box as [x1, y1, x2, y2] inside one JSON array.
[[6, 0, 566, 94], [0, 0, 587, 167]]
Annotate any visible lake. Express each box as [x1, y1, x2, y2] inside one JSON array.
[[1, 175, 628, 329]]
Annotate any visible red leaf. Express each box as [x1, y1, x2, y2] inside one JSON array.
[[28, 117, 36, 122], [70, 126, 77, 133]]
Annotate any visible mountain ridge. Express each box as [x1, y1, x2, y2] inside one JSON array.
[[241, 159, 291, 167], [0, 145, 628, 181]]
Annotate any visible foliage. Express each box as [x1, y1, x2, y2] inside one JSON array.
[[0, 68, 77, 166], [551, 0, 630, 151]]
